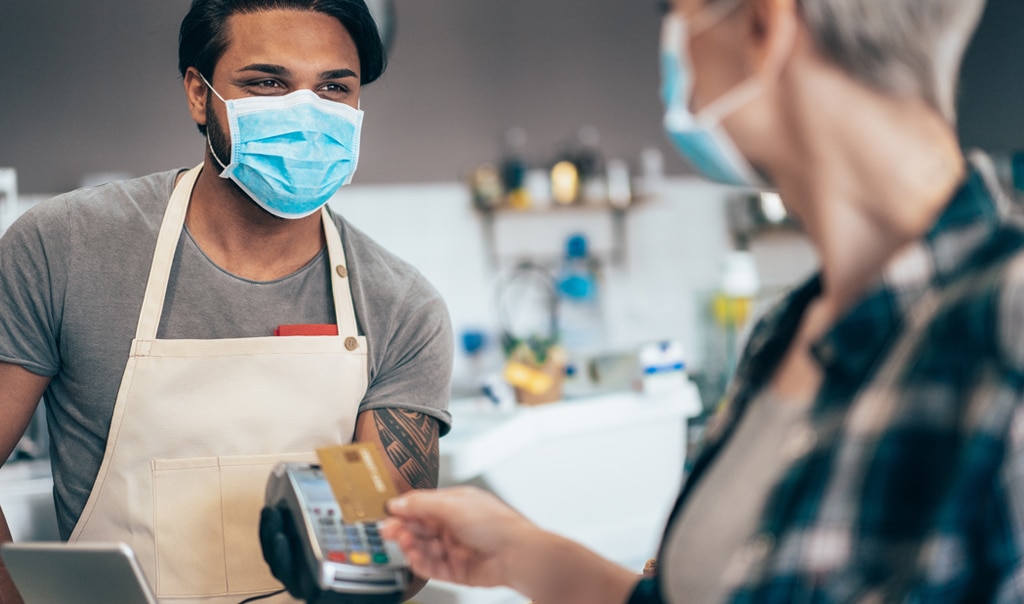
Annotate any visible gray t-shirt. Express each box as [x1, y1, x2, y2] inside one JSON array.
[[0, 170, 454, 538]]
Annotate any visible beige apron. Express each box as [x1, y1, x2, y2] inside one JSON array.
[[69, 165, 368, 604]]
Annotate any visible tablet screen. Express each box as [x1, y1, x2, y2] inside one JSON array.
[[1, 541, 157, 604]]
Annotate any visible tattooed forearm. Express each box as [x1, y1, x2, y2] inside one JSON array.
[[373, 409, 439, 490]]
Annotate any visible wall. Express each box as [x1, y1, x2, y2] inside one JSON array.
[[328, 178, 816, 395], [959, 0, 1024, 153], [1, 0, 1023, 194], [0, 0, 672, 193]]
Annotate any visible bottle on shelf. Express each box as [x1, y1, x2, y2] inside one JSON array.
[[501, 126, 530, 210], [710, 250, 760, 384], [550, 160, 579, 206], [556, 233, 606, 355], [605, 158, 633, 209], [573, 125, 607, 206], [469, 164, 504, 211]]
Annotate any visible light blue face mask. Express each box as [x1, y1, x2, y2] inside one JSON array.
[[202, 75, 364, 219], [660, 10, 767, 190]]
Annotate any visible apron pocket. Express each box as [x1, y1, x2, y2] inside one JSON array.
[[152, 452, 316, 598], [152, 457, 227, 597], [218, 452, 315, 594]]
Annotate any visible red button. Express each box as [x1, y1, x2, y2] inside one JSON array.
[[327, 551, 347, 563]]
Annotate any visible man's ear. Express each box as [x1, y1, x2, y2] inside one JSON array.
[[183, 67, 209, 128], [746, 0, 799, 79]]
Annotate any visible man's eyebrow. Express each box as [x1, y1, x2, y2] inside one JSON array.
[[320, 68, 358, 80], [234, 64, 357, 81], [237, 63, 291, 76]]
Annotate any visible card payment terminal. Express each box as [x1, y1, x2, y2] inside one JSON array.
[[264, 463, 409, 604]]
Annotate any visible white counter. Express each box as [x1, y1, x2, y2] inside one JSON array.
[[415, 384, 702, 604], [0, 386, 703, 604], [0, 459, 59, 542]]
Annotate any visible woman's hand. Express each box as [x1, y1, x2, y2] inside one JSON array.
[[381, 486, 538, 588], [382, 486, 640, 604]]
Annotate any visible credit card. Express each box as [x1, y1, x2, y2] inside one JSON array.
[[316, 443, 398, 523]]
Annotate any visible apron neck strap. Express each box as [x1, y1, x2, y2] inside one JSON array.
[[321, 206, 359, 337], [135, 165, 358, 340]]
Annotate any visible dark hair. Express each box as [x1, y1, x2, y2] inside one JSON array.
[[178, 0, 387, 85]]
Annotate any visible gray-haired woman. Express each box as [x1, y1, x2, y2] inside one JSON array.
[[382, 0, 1018, 602]]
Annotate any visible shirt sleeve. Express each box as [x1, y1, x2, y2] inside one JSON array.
[[991, 402, 1024, 600], [989, 259, 1024, 599], [357, 273, 454, 435], [0, 199, 70, 376]]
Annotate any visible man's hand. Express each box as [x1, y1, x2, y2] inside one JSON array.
[[259, 505, 318, 602]]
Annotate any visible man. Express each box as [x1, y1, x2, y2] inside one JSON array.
[[382, 0, 1023, 602], [0, 1, 452, 602]]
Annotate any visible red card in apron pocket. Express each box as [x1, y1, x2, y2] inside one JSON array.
[[274, 324, 339, 337]]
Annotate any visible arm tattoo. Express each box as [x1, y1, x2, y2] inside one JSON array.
[[373, 409, 439, 490]]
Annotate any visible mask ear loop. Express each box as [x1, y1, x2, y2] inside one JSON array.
[[198, 72, 228, 104], [197, 72, 231, 171], [206, 129, 230, 172], [686, 0, 747, 36], [671, 0, 759, 126], [692, 1, 799, 126]]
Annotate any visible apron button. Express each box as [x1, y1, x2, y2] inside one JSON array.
[[336, 265, 348, 278], [345, 337, 359, 351]]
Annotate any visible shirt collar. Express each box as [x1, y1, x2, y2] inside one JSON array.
[[812, 166, 1001, 385]]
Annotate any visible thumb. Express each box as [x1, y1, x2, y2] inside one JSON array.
[[387, 486, 492, 526], [385, 490, 468, 539], [386, 489, 448, 519], [385, 492, 419, 519]]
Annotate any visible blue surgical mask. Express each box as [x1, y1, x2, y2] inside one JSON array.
[[660, 9, 767, 190], [202, 75, 363, 219]]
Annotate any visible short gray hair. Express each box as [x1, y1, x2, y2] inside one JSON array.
[[796, 0, 988, 123], [708, 0, 988, 123]]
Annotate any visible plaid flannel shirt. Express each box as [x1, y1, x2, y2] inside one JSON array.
[[630, 164, 1024, 603]]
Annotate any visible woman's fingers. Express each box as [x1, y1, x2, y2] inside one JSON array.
[[382, 518, 454, 578], [382, 487, 521, 587]]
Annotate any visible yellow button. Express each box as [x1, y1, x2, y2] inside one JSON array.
[[336, 265, 348, 278], [345, 337, 359, 351], [349, 552, 371, 565]]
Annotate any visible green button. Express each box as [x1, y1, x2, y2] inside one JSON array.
[[373, 553, 389, 565]]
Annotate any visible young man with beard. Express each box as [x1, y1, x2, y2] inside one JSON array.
[[0, 1, 452, 602]]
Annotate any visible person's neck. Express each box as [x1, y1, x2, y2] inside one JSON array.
[[769, 73, 965, 323], [184, 156, 326, 281]]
